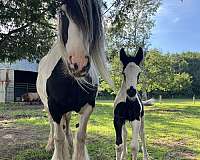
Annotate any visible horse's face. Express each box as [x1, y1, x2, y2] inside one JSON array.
[[59, 4, 90, 77], [120, 48, 143, 100]]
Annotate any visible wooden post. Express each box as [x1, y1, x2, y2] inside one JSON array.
[[159, 95, 162, 103], [193, 95, 195, 104]]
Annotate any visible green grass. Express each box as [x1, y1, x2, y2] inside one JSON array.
[[0, 99, 200, 160]]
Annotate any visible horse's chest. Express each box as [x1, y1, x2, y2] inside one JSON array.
[[46, 59, 98, 123], [114, 98, 144, 122]]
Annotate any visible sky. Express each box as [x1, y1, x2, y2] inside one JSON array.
[[150, 0, 200, 53]]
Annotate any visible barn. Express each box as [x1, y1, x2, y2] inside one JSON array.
[[0, 60, 38, 102]]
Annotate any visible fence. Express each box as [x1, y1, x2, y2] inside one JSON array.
[[14, 83, 37, 101]]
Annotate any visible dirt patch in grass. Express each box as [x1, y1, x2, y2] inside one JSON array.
[[0, 120, 49, 160], [154, 139, 187, 148], [165, 150, 197, 160], [154, 139, 197, 159]]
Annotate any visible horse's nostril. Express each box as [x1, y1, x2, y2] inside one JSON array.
[[69, 56, 73, 63], [74, 63, 78, 70], [130, 86, 134, 90]]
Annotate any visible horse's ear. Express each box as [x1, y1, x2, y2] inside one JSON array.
[[120, 48, 129, 65], [59, 9, 69, 46], [134, 47, 144, 65]]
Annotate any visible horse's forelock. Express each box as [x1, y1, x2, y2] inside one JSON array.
[[61, 0, 103, 52], [60, 0, 113, 87]]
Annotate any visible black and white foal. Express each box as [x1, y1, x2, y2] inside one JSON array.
[[114, 48, 148, 160], [37, 1, 112, 160]]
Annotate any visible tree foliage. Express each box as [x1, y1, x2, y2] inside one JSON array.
[[105, 0, 161, 57], [100, 0, 161, 94], [100, 49, 193, 97], [172, 52, 200, 96], [141, 49, 191, 94], [0, 0, 59, 62]]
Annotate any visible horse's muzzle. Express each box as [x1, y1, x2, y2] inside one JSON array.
[[127, 86, 136, 98], [67, 56, 91, 77]]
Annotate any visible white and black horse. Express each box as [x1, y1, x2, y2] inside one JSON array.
[[36, 0, 112, 160], [114, 48, 148, 160]]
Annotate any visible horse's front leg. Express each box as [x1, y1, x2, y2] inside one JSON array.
[[114, 117, 124, 160], [52, 116, 70, 160], [131, 120, 141, 160], [140, 117, 149, 160], [46, 111, 54, 151], [64, 112, 74, 159], [121, 125, 128, 159], [72, 104, 93, 160]]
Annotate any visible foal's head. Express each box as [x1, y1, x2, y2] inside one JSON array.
[[59, 0, 102, 77], [120, 48, 144, 100]]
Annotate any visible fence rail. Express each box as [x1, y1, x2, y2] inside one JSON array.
[[14, 83, 37, 101]]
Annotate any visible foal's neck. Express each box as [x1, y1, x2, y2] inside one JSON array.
[[114, 78, 127, 105]]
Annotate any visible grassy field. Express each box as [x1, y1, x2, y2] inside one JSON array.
[[0, 99, 200, 160]]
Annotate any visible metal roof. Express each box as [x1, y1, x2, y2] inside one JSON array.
[[0, 60, 38, 72]]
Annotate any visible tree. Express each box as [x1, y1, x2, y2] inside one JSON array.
[[100, 0, 161, 94], [140, 49, 191, 97], [0, 0, 58, 62], [105, 0, 161, 56], [172, 52, 200, 97]]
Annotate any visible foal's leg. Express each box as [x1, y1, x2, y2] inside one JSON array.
[[140, 117, 148, 160], [121, 125, 128, 160], [131, 120, 141, 160], [114, 117, 124, 160], [52, 116, 70, 160], [65, 112, 74, 159], [46, 111, 54, 151], [72, 104, 93, 160]]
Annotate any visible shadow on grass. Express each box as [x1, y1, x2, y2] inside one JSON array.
[[147, 105, 200, 118]]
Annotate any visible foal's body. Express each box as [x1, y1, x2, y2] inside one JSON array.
[[114, 89, 148, 160], [114, 48, 148, 160]]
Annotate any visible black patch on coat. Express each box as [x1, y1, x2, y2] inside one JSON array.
[[46, 59, 98, 124], [114, 97, 143, 123], [114, 96, 144, 145]]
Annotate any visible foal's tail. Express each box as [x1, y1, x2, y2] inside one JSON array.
[[142, 98, 156, 106]]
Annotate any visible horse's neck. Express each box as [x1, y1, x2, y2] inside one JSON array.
[[114, 79, 126, 106], [38, 40, 62, 79]]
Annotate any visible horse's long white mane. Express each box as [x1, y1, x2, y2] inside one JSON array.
[[59, 0, 113, 88]]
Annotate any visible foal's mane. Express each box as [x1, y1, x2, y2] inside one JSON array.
[[60, 0, 113, 87]]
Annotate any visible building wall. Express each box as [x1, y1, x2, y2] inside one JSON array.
[[0, 68, 38, 102], [0, 69, 14, 102]]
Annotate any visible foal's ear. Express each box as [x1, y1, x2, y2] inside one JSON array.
[[134, 47, 144, 65], [59, 9, 69, 46], [120, 48, 129, 65]]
